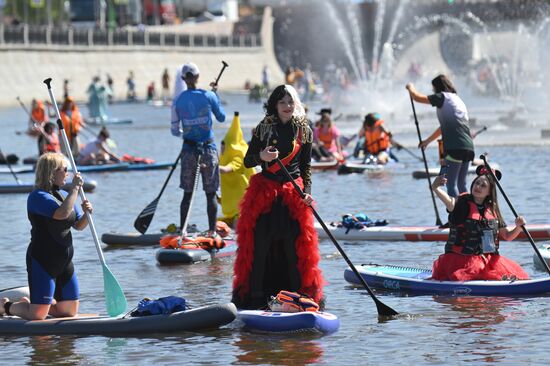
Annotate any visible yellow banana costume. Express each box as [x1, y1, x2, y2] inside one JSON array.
[[219, 112, 255, 226]]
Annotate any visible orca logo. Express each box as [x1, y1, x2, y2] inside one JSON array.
[[383, 280, 400, 290], [453, 287, 472, 295]]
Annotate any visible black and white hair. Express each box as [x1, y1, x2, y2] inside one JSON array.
[[264, 84, 305, 119]]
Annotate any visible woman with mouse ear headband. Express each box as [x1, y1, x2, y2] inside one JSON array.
[[231, 85, 325, 311], [430, 167, 529, 281]]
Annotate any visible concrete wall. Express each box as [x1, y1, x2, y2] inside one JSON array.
[[0, 8, 283, 107]]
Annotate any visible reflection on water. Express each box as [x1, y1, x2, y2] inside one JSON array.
[[27, 336, 83, 365], [433, 296, 522, 332], [234, 333, 324, 365]]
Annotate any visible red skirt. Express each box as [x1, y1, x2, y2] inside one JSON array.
[[431, 253, 529, 281]]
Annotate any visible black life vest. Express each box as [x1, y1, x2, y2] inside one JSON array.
[[445, 195, 500, 255]]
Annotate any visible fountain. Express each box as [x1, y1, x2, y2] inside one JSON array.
[[271, 0, 549, 135]]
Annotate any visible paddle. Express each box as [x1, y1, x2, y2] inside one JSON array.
[[15, 96, 49, 137], [44, 78, 127, 317], [409, 95, 443, 227], [134, 150, 183, 233], [391, 140, 423, 162], [480, 155, 550, 275], [274, 157, 398, 316], [0, 147, 22, 184], [179, 152, 202, 238], [472, 125, 488, 139]]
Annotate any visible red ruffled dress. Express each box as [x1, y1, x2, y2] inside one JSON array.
[[232, 116, 324, 310], [431, 194, 529, 281]]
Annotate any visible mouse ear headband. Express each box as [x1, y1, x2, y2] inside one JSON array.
[[476, 165, 502, 181]]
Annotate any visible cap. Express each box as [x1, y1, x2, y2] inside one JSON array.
[[364, 112, 382, 126], [317, 108, 332, 115], [181, 63, 200, 77]]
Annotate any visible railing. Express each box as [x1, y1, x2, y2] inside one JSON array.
[[0, 24, 261, 49]]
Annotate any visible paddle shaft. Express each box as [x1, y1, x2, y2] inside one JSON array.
[[16, 96, 51, 139], [480, 155, 550, 275], [409, 95, 443, 226], [472, 126, 488, 139], [16, 96, 41, 126], [157, 151, 183, 200], [391, 139, 423, 162], [133, 150, 182, 233], [275, 158, 398, 316], [180, 152, 202, 237], [213, 61, 229, 87], [0, 147, 22, 184], [44, 79, 107, 265]]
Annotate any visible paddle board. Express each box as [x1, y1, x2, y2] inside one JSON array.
[[156, 240, 237, 264], [344, 264, 550, 296], [84, 117, 133, 126], [412, 163, 500, 179], [311, 160, 340, 171], [237, 310, 339, 333], [315, 222, 550, 242], [0, 302, 237, 335], [0, 163, 171, 174], [0, 180, 97, 194]]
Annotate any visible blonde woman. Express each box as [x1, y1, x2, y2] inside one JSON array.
[[1, 153, 92, 320]]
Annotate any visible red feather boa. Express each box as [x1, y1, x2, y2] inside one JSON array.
[[234, 173, 324, 302]]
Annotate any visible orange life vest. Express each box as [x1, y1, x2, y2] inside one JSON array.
[[60, 108, 82, 143], [31, 101, 47, 123], [364, 120, 390, 155], [159, 234, 225, 250], [269, 290, 320, 312], [44, 133, 61, 153], [316, 126, 336, 151]]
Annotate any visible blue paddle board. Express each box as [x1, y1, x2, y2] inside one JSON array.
[[237, 310, 339, 333], [345, 264, 550, 296]]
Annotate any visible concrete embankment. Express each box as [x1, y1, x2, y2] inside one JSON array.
[[0, 9, 283, 107]]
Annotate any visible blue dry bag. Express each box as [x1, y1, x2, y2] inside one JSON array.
[[131, 296, 187, 317]]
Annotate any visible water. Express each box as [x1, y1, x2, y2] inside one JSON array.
[[1, 93, 550, 365]]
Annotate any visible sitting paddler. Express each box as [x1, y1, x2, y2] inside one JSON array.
[[232, 84, 325, 310], [312, 108, 344, 162], [0, 153, 92, 320], [37, 121, 61, 155], [430, 166, 529, 281], [77, 127, 121, 166], [357, 112, 394, 164], [218, 111, 256, 228]]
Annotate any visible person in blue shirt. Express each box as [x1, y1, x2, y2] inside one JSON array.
[[1, 153, 92, 320], [171, 62, 226, 237]]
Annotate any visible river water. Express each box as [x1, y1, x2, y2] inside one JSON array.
[[1, 89, 549, 365]]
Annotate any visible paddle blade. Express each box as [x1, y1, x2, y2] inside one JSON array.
[[133, 197, 159, 234], [375, 298, 399, 317], [102, 265, 127, 317]]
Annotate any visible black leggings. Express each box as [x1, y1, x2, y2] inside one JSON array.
[[180, 191, 217, 232]]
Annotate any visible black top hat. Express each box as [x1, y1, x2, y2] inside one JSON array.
[[317, 108, 332, 115]]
